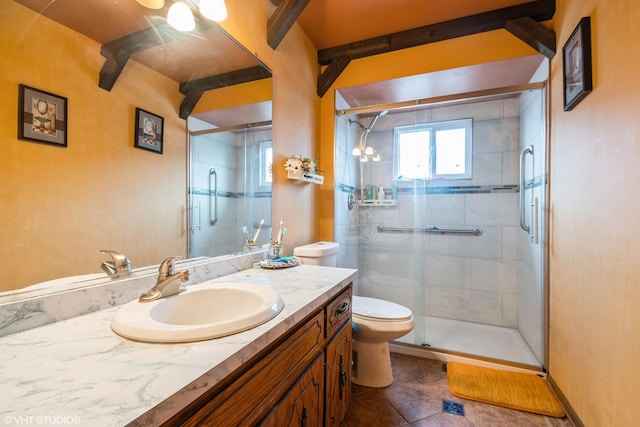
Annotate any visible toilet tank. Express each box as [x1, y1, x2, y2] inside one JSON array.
[[293, 242, 339, 267]]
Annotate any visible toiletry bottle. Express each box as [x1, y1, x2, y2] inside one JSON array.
[[378, 185, 385, 200], [392, 184, 398, 200]]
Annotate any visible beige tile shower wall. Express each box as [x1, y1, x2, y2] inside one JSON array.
[[357, 98, 521, 327]]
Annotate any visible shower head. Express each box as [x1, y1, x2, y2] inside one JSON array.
[[367, 110, 388, 132]]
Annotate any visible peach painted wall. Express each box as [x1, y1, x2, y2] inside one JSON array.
[[1, 2, 187, 290], [317, 30, 539, 240], [549, 0, 640, 425]]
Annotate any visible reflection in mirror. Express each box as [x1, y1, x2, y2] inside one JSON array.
[[188, 117, 273, 257], [2, 1, 272, 297]]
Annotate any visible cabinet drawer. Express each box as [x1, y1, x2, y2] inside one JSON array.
[[325, 286, 352, 339]]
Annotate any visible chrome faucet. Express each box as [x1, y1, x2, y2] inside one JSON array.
[[139, 256, 189, 302], [100, 250, 132, 278]]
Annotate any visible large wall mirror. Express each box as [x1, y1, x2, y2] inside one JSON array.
[[2, 0, 272, 297]]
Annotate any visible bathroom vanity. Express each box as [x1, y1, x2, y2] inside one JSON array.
[[0, 262, 356, 426]]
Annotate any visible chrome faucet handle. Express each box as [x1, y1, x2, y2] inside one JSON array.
[[138, 256, 188, 303], [100, 250, 132, 277], [158, 256, 182, 278]]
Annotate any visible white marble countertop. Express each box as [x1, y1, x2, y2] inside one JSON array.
[[0, 265, 357, 427]]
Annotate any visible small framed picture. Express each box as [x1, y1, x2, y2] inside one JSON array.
[[134, 108, 164, 154], [18, 84, 68, 147], [562, 17, 593, 111]]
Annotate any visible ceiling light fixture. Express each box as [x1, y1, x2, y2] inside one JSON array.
[[167, 2, 195, 31], [137, 0, 228, 32], [136, 0, 165, 9], [199, 0, 227, 21]]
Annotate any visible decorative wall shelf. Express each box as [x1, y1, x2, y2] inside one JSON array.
[[357, 200, 397, 207], [287, 172, 324, 185]]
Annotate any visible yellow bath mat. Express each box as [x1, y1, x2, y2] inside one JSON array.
[[446, 362, 565, 418]]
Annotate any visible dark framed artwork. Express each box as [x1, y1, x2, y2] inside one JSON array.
[[134, 108, 164, 154], [563, 17, 593, 111], [18, 84, 68, 147]]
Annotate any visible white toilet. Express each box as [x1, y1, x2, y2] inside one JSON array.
[[293, 241, 415, 388], [293, 241, 340, 266], [351, 296, 414, 388]]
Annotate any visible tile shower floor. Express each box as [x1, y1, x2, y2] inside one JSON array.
[[396, 315, 541, 367], [342, 352, 572, 427]]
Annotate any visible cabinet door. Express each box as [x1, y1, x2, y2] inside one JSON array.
[[261, 355, 324, 427], [325, 321, 352, 426]]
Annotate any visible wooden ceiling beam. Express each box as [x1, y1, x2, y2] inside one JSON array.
[[317, 56, 351, 97], [267, 0, 310, 50], [318, 0, 555, 65], [315, 0, 555, 97], [178, 66, 272, 119], [99, 21, 216, 91], [505, 16, 556, 59]]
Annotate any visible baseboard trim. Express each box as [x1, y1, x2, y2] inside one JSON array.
[[547, 374, 584, 427]]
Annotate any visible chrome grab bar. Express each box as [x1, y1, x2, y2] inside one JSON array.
[[519, 145, 533, 234], [209, 168, 218, 226], [377, 225, 482, 236]]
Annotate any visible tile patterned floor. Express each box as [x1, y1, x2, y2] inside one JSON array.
[[342, 352, 573, 427]]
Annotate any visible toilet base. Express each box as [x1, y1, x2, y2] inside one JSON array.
[[352, 339, 393, 388]]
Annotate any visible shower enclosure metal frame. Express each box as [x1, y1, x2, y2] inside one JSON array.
[[335, 81, 550, 369]]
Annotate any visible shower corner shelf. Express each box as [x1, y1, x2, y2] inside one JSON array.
[[288, 172, 324, 185], [357, 200, 397, 207]]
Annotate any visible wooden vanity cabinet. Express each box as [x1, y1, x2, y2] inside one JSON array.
[[179, 285, 352, 427]]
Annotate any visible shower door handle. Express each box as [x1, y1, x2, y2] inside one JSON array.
[[192, 203, 201, 230], [530, 197, 539, 244], [519, 145, 534, 234], [209, 168, 218, 226]]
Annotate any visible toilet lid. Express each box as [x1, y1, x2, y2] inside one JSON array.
[[352, 296, 413, 321]]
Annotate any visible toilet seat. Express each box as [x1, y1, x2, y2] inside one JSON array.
[[352, 296, 412, 321]]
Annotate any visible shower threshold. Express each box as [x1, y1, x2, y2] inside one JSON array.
[[395, 315, 541, 367]]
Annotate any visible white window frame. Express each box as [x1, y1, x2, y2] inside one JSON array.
[[393, 118, 473, 181], [259, 140, 273, 187]]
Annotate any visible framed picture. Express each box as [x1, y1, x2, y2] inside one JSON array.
[[562, 17, 593, 111], [134, 108, 164, 154], [18, 84, 68, 147]]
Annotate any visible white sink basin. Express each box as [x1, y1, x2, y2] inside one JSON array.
[[111, 282, 284, 343]]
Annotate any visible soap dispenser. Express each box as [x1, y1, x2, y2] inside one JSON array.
[[378, 185, 385, 200]]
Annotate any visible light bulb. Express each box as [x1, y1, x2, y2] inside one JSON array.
[[352, 147, 361, 156], [136, 0, 165, 9], [373, 154, 381, 161], [168, 2, 195, 31], [360, 156, 368, 162], [200, 0, 227, 21], [364, 146, 374, 155]]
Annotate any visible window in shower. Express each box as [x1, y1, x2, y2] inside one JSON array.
[[393, 118, 472, 180], [259, 140, 273, 186]]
